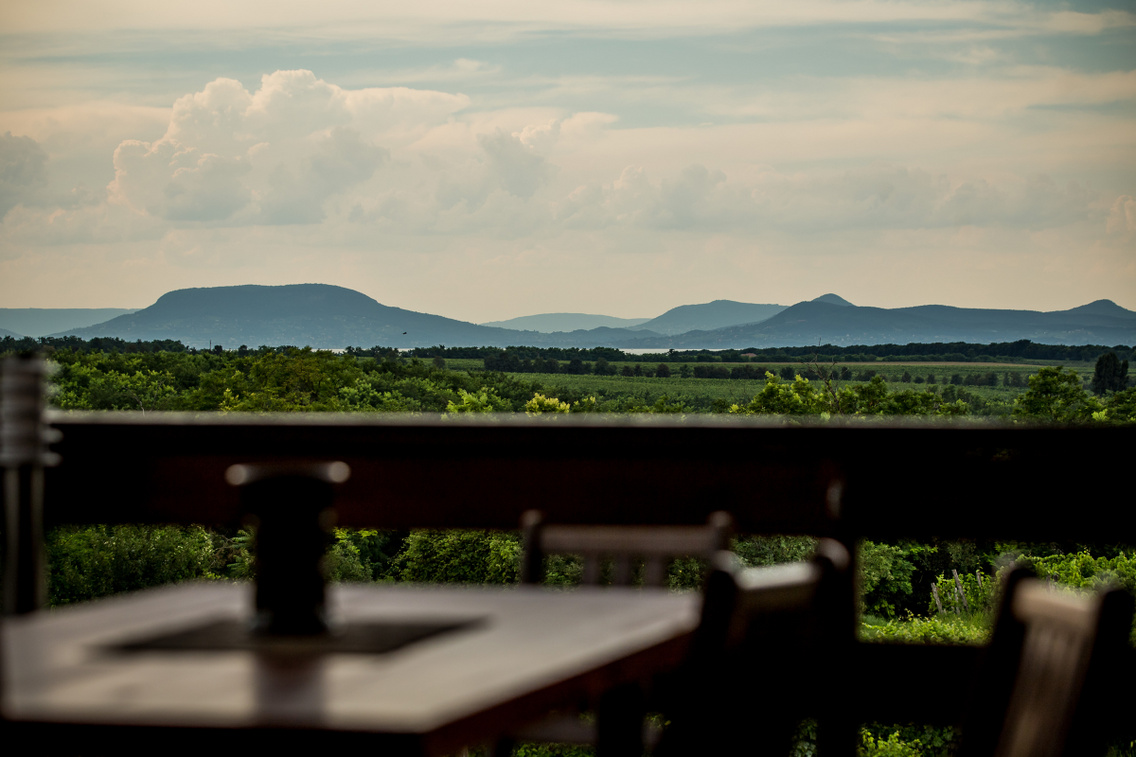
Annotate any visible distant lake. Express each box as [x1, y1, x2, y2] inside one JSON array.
[[622, 347, 725, 355]]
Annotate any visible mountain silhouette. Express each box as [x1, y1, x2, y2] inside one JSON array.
[[481, 313, 651, 332], [812, 293, 854, 307], [633, 300, 787, 335], [625, 299, 1136, 348], [57, 284, 541, 349]]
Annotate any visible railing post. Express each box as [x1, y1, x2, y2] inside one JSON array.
[[1, 356, 59, 615]]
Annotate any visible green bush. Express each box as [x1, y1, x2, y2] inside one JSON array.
[[46, 525, 221, 606], [928, 569, 1000, 619], [324, 528, 374, 582], [859, 541, 938, 619], [735, 534, 818, 567], [1025, 550, 1136, 593], [394, 529, 522, 584], [858, 729, 925, 757], [861, 613, 989, 645], [859, 724, 959, 757], [510, 744, 593, 757]]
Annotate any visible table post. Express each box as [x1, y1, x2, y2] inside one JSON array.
[[226, 461, 350, 635]]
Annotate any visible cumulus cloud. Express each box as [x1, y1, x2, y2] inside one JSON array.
[[0, 132, 49, 216], [106, 71, 466, 225], [8, 69, 1120, 257], [111, 139, 251, 222], [1107, 195, 1136, 236], [477, 129, 553, 198]]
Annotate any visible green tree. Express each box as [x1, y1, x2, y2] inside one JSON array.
[[1012, 367, 1101, 423], [1101, 387, 1136, 424], [728, 372, 827, 415], [46, 525, 220, 605], [1091, 351, 1129, 395], [394, 530, 521, 584]]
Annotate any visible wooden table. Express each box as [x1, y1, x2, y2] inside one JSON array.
[[1, 582, 700, 754]]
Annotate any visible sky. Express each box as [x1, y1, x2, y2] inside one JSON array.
[[1, 1, 1134, 323]]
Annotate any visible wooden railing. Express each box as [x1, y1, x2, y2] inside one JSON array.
[[7, 401, 1136, 732]]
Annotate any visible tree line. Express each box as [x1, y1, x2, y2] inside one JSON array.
[[4, 339, 1132, 421], [405, 339, 1135, 364], [6, 334, 1132, 365]]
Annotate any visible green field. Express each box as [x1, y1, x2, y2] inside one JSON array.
[[439, 358, 1097, 415]]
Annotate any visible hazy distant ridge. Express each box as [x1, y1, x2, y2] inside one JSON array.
[[633, 300, 787, 335], [482, 313, 650, 332], [57, 285, 541, 349], [43, 285, 1136, 349], [624, 298, 1136, 348]]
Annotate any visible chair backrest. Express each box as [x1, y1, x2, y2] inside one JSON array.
[[958, 567, 1135, 757], [657, 538, 855, 756], [519, 510, 734, 586], [695, 537, 852, 655]]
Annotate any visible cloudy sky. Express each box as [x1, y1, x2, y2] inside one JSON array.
[[1, 0, 1133, 322]]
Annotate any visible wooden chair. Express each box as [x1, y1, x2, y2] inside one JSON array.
[[957, 567, 1135, 757], [504, 510, 734, 756], [654, 538, 855, 756], [519, 509, 735, 587]]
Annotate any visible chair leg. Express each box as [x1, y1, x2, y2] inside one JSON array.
[[491, 735, 516, 757], [596, 682, 646, 757]]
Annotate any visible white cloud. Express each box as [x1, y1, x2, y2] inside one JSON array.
[[7, 67, 1123, 243], [1107, 195, 1136, 236], [104, 71, 469, 225], [0, 131, 48, 216], [478, 129, 553, 198], [2, 49, 1132, 315]]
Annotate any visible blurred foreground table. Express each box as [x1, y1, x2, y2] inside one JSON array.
[[2, 582, 699, 754]]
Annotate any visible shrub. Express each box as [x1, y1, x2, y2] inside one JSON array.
[[735, 535, 818, 567], [524, 393, 571, 414], [859, 541, 938, 618], [46, 525, 220, 606], [928, 569, 1000, 619], [861, 613, 989, 646], [859, 729, 924, 756], [1025, 550, 1136, 594], [394, 530, 521, 584]]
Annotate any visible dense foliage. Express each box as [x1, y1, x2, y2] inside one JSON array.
[[5, 336, 1130, 422]]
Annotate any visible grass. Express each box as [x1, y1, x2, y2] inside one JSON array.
[[438, 358, 1100, 415], [860, 612, 991, 645]]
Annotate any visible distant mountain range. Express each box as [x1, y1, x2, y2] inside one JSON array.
[[620, 297, 1136, 349], [481, 300, 787, 336], [51, 285, 543, 349], [481, 313, 651, 332], [13, 284, 1136, 350], [634, 300, 788, 336]]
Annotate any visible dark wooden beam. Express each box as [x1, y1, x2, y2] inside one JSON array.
[[39, 413, 1131, 541]]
